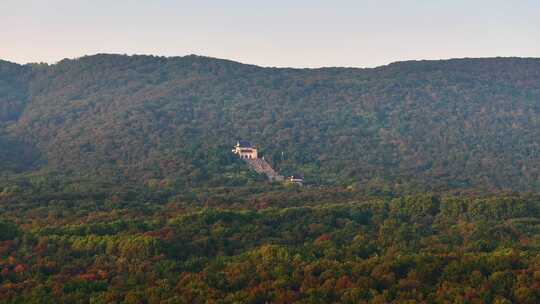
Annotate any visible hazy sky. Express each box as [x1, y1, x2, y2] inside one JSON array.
[[1, 0, 539, 68]]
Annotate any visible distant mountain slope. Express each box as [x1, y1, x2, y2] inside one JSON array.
[[0, 54, 539, 191], [0, 59, 30, 123]]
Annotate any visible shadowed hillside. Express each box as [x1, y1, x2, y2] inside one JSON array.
[[1, 54, 539, 192]]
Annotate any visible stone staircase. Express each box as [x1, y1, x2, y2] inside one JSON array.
[[244, 158, 284, 182]]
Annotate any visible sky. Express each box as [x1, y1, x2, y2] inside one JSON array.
[[1, 0, 539, 68]]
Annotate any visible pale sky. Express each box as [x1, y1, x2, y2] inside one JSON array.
[[1, 0, 539, 68]]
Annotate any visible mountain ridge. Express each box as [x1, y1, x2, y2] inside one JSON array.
[[1, 54, 539, 192], [4, 53, 540, 70]]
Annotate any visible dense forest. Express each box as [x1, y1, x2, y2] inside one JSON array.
[[1, 184, 540, 303], [1, 54, 540, 303], [0, 55, 539, 191]]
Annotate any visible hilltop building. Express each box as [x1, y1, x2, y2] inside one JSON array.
[[232, 140, 285, 182], [232, 140, 258, 159]]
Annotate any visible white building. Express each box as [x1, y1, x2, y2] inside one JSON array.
[[232, 140, 258, 159], [287, 175, 304, 185]]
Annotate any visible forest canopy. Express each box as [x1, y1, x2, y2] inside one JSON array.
[[2, 54, 540, 303], [0, 55, 539, 192], [1, 186, 540, 303]]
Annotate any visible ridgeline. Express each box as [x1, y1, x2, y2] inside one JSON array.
[[1, 54, 539, 192]]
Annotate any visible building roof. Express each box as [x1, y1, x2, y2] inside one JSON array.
[[237, 140, 253, 148]]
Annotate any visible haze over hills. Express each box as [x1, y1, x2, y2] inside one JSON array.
[[1, 54, 540, 192]]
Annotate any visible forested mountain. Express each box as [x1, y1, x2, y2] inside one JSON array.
[[2, 55, 540, 303], [1, 54, 540, 192]]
